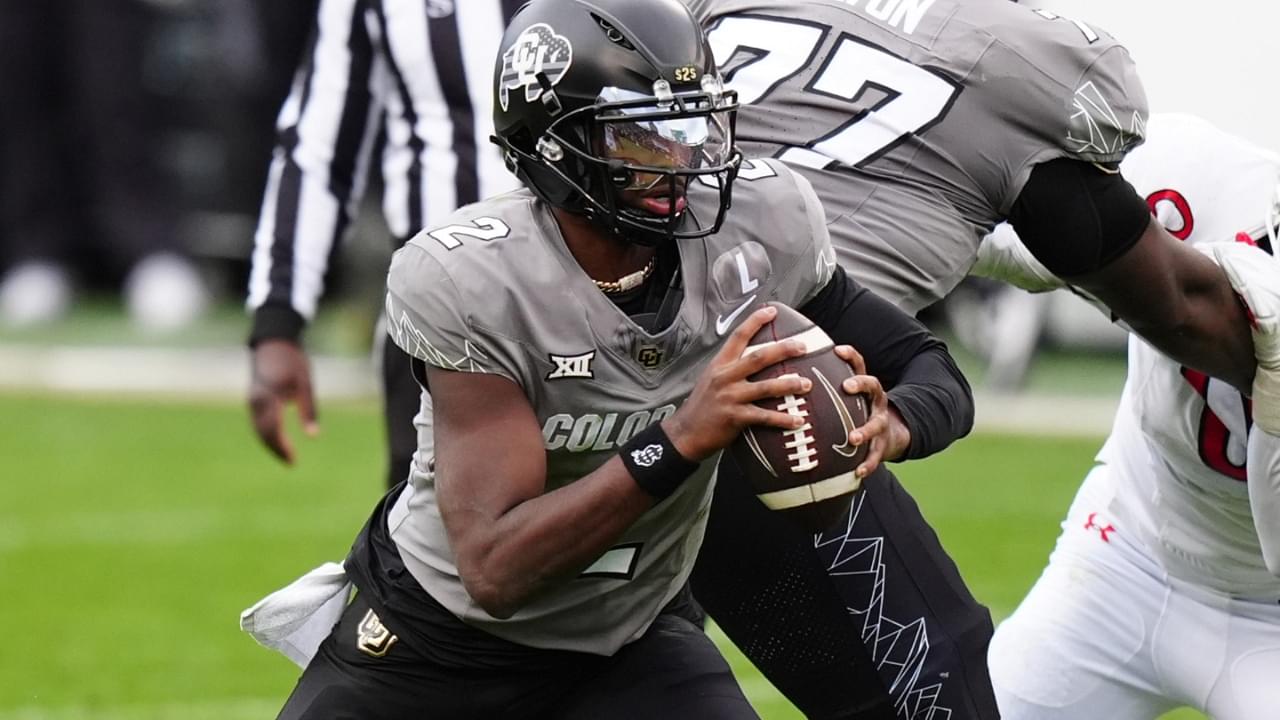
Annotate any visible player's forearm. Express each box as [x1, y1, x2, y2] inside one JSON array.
[[886, 346, 974, 460], [449, 457, 655, 619], [1067, 224, 1256, 392], [1089, 266, 1254, 392], [800, 267, 973, 457], [1127, 284, 1254, 392]]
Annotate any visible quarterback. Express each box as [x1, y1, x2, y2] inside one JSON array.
[[984, 113, 1280, 720], [247, 1, 974, 718]]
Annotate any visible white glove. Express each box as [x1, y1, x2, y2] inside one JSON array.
[[1213, 241, 1280, 433], [971, 223, 1065, 294], [1247, 427, 1280, 577]]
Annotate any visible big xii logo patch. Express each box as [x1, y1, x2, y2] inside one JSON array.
[[500, 23, 573, 112], [355, 608, 398, 658]]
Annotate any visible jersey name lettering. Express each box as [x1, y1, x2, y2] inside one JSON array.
[[543, 404, 678, 452], [838, 0, 937, 35]]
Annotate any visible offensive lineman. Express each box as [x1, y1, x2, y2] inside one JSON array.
[[681, 1, 1260, 717], [985, 113, 1280, 720], [259, 1, 974, 717]]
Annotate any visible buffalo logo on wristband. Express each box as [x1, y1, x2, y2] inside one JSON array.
[[356, 609, 398, 658], [631, 444, 664, 467]]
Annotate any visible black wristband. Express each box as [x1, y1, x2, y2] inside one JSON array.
[[248, 304, 306, 347], [619, 423, 701, 500]]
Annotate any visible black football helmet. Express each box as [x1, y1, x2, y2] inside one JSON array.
[[491, 0, 741, 245]]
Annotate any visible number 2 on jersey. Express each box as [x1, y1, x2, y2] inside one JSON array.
[[706, 15, 961, 170], [427, 217, 512, 251]]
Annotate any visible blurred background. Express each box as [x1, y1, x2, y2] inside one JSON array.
[[0, 1, 1271, 718]]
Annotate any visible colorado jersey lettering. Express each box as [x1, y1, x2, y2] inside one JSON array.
[[383, 159, 834, 654], [685, 0, 1148, 313], [542, 405, 678, 452]]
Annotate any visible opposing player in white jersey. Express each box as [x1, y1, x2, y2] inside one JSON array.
[[983, 113, 1280, 719]]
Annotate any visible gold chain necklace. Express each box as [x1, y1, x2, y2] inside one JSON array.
[[592, 258, 656, 294]]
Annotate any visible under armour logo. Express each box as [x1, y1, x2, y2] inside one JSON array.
[[1083, 511, 1116, 543], [547, 351, 595, 380], [631, 444, 664, 467]]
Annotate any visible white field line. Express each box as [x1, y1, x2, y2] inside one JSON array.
[[971, 391, 1117, 438], [0, 698, 281, 720], [0, 344, 376, 399], [0, 344, 1116, 436]]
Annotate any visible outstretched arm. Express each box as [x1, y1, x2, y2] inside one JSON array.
[[1010, 158, 1255, 392], [1066, 219, 1254, 391]]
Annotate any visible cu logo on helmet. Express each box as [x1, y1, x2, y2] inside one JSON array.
[[499, 23, 574, 112]]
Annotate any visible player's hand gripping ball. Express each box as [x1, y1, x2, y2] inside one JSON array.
[[727, 302, 869, 532]]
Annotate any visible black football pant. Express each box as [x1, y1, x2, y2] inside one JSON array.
[[276, 591, 759, 720], [693, 462, 999, 720]]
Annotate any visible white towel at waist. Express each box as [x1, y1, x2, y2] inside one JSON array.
[[239, 561, 351, 668]]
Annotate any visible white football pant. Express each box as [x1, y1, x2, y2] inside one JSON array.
[[989, 465, 1280, 720]]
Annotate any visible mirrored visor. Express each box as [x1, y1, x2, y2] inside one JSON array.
[[594, 87, 733, 174]]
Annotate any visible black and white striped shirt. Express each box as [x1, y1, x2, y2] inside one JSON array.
[[247, 0, 523, 341]]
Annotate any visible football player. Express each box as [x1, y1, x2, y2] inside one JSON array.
[[982, 113, 1280, 720], [680, 1, 1260, 717], [259, 1, 974, 717]]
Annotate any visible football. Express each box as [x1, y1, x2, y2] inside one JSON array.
[[727, 301, 870, 532]]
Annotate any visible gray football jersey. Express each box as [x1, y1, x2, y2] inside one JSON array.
[[687, 0, 1148, 313], [382, 158, 836, 655]]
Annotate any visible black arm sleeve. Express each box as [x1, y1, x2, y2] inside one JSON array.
[[1008, 157, 1152, 277], [799, 266, 974, 460]]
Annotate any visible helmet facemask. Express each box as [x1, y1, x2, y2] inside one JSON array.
[[507, 76, 742, 246]]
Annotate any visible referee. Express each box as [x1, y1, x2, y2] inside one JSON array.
[[245, 0, 522, 487]]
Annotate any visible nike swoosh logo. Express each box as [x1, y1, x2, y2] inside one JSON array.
[[715, 294, 758, 336], [813, 367, 861, 458]]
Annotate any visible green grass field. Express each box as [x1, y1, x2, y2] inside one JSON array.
[[0, 391, 1203, 719]]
